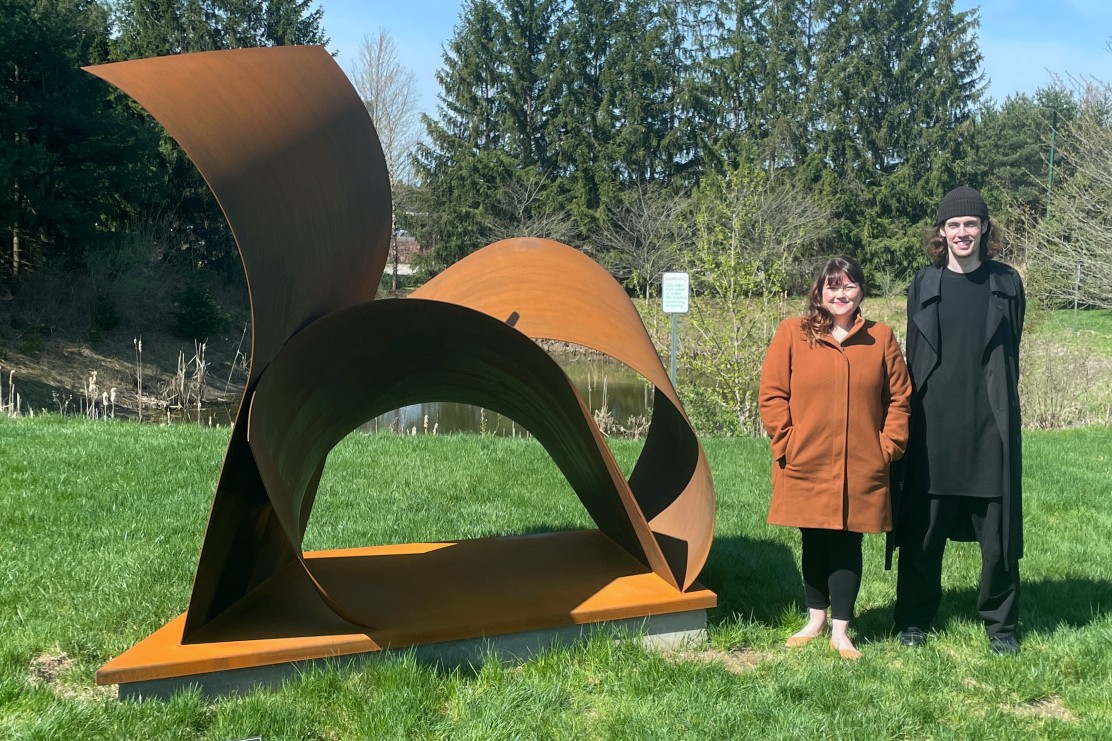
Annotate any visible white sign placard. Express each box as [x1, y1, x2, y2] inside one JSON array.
[[661, 272, 689, 314]]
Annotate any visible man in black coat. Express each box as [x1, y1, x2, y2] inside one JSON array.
[[891, 186, 1025, 654]]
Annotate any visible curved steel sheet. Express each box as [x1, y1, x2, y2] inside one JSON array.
[[85, 47, 715, 642], [85, 46, 391, 384], [246, 299, 675, 628], [413, 238, 714, 589]]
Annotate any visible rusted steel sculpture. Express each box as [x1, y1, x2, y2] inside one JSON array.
[[412, 241, 715, 591], [85, 46, 714, 671]]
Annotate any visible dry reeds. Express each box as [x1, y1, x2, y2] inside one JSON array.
[[2, 367, 22, 417], [163, 341, 209, 421]]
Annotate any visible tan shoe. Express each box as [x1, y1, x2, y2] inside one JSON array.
[[785, 626, 828, 648], [785, 634, 820, 648], [830, 639, 862, 660]]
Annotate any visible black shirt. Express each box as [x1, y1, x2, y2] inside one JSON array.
[[920, 263, 1005, 497]]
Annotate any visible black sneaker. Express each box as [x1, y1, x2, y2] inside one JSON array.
[[989, 635, 1020, 655], [897, 627, 927, 647]]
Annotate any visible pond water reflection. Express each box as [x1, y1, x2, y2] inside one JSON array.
[[362, 357, 654, 437]]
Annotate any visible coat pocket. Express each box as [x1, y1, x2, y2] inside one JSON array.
[[879, 432, 893, 465]]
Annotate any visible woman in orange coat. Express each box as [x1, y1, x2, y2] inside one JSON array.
[[759, 256, 911, 658]]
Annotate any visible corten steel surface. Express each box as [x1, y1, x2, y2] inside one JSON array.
[[85, 46, 715, 661], [412, 239, 715, 590]]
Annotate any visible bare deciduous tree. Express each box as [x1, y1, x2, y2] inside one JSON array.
[[1025, 81, 1112, 309], [482, 169, 577, 246], [682, 167, 832, 434], [593, 184, 689, 300], [350, 30, 421, 291]]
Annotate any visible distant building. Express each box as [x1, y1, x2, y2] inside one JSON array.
[[392, 231, 420, 276]]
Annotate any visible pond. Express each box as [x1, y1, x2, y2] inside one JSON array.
[[362, 357, 654, 437], [160, 355, 657, 437]]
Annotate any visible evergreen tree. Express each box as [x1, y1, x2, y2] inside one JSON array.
[[655, 0, 706, 185], [697, 0, 766, 170], [220, 0, 327, 48], [499, 0, 559, 169], [544, 0, 623, 233], [113, 0, 326, 57], [603, 0, 686, 186], [112, 0, 220, 57], [482, 0, 568, 241], [1, 0, 159, 286], [111, 0, 330, 277], [808, 0, 985, 280], [411, 0, 994, 282], [412, 0, 515, 271], [970, 87, 1077, 219], [757, 0, 816, 180]]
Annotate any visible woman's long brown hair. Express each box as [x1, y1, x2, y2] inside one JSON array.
[[800, 256, 866, 345]]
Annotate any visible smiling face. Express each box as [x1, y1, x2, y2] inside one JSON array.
[[822, 272, 862, 324], [942, 215, 984, 269]]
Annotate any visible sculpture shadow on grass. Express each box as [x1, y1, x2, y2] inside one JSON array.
[[700, 534, 800, 626]]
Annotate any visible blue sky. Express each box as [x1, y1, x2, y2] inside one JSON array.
[[323, 1, 1111, 116]]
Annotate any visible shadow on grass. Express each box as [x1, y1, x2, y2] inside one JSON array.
[[854, 576, 1112, 642], [700, 534, 799, 626], [483, 528, 802, 630], [511, 527, 803, 630]]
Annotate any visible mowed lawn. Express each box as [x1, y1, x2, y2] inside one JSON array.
[[1, 417, 1110, 738]]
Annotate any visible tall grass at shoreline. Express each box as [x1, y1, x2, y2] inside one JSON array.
[[1, 418, 1110, 737]]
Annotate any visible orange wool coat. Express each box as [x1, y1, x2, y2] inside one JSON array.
[[758, 315, 912, 533]]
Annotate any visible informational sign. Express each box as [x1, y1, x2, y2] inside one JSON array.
[[661, 272, 689, 314]]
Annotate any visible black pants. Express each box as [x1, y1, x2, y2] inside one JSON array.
[[800, 528, 863, 621], [894, 495, 1020, 638]]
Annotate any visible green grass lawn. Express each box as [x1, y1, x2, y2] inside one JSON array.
[[1029, 308, 1112, 355], [2, 418, 1110, 738]]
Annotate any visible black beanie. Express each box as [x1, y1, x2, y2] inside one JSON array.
[[936, 186, 989, 225]]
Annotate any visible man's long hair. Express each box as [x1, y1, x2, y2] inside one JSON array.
[[923, 219, 1002, 267], [800, 256, 865, 345]]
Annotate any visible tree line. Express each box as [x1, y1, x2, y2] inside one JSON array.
[[412, 0, 1099, 297], [1, 0, 1108, 318], [0, 0, 326, 312]]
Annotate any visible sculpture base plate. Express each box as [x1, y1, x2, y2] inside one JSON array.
[[98, 530, 716, 700]]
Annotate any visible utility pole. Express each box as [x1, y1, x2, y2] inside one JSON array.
[[1047, 110, 1058, 218]]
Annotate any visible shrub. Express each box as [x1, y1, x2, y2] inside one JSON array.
[[171, 284, 230, 340]]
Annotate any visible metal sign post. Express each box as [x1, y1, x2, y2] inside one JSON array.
[[661, 272, 689, 386]]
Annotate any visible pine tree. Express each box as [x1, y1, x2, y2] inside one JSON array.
[[499, 0, 559, 169], [697, 0, 766, 170], [113, 0, 327, 56], [603, 0, 686, 186], [111, 0, 330, 276], [757, 0, 817, 179], [412, 0, 515, 271], [1, 0, 159, 285], [970, 88, 1077, 219], [808, 0, 985, 279], [544, 0, 623, 233]]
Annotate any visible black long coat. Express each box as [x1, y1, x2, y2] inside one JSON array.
[[887, 260, 1026, 568]]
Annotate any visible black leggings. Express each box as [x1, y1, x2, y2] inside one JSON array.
[[800, 528, 864, 621]]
